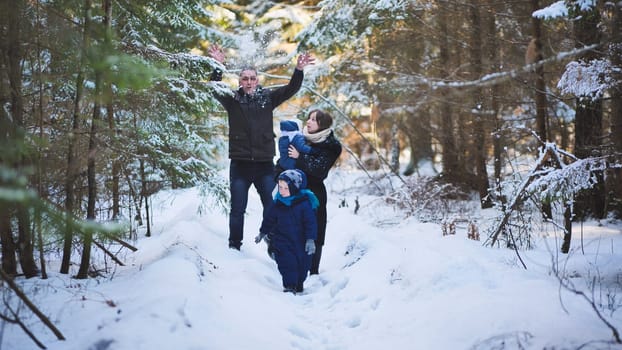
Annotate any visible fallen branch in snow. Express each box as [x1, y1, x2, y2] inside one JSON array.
[[486, 146, 555, 248], [0, 268, 66, 348], [93, 240, 125, 266], [107, 236, 138, 252], [552, 265, 622, 344], [0, 307, 47, 349], [485, 138, 609, 256]]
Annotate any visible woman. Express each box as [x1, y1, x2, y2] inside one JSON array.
[[288, 109, 342, 275]]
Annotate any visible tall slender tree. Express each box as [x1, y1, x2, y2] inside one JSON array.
[[77, 0, 98, 280], [484, 1, 503, 191], [0, 0, 19, 277], [61, 0, 89, 274], [103, 0, 121, 221], [571, 3, 606, 220], [7, 0, 38, 278], [438, 1, 460, 182], [609, 2, 622, 217], [530, 0, 548, 143], [468, 0, 492, 208], [529, 0, 553, 219]]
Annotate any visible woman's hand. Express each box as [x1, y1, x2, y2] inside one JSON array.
[[288, 145, 300, 159]]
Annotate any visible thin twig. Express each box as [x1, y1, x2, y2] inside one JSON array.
[[93, 240, 125, 266], [0, 268, 66, 341], [341, 144, 384, 192], [507, 231, 527, 269], [7, 304, 47, 349], [567, 280, 621, 343], [303, 85, 408, 187], [552, 254, 622, 344]]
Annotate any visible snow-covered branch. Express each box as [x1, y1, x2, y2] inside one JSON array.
[[527, 156, 608, 204], [121, 41, 222, 75], [428, 44, 600, 90], [486, 142, 607, 250]]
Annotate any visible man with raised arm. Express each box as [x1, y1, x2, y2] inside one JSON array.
[[208, 44, 315, 251]]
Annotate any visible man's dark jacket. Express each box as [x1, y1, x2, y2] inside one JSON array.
[[211, 69, 304, 162]]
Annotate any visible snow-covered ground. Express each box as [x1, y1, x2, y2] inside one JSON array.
[[3, 170, 622, 350]]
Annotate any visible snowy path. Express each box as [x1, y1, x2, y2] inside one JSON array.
[[5, 185, 622, 350]]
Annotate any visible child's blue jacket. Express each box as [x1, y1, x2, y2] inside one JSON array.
[[259, 191, 318, 288]]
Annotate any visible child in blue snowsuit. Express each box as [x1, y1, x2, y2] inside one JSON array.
[[277, 120, 318, 171], [255, 169, 319, 294]]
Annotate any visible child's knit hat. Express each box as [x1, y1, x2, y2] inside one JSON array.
[[280, 120, 300, 132], [278, 169, 307, 195]]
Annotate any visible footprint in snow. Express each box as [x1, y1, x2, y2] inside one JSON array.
[[317, 275, 330, 286], [264, 274, 277, 287], [287, 324, 312, 341], [346, 315, 362, 328], [329, 277, 349, 298], [370, 298, 381, 310]]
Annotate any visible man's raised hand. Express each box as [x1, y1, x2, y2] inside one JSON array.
[[208, 44, 225, 64], [296, 52, 315, 70]]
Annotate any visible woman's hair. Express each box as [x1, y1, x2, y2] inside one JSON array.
[[309, 109, 333, 131]]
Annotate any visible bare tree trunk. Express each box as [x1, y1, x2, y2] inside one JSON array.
[[572, 4, 605, 221], [35, 209, 46, 279], [485, 2, 502, 190], [456, 97, 469, 177], [0, 24, 17, 275], [609, 2, 622, 154], [403, 133, 418, 176], [403, 109, 433, 176], [61, 0, 91, 274], [103, 0, 120, 221], [61, 77, 81, 274], [560, 118, 569, 150], [561, 202, 572, 253], [0, 208, 17, 276], [390, 121, 399, 172], [7, 0, 37, 278], [16, 207, 37, 278], [530, 0, 552, 219], [574, 98, 605, 219], [145, 194, 151, 238], [612, 4, 622, 154], [34, 0, 47, 280], [77, 0, 97, 280], [608, 3, 622, 218], [530, 1, 548, 143], [131, 114, 143, 230], [77, 92, 99, 279], [35, 126, 47, 279], [469, 0, 492, 208], [438, 4, 459, 182], [140, 158, 151, 237], [124, 166, 143, 230], [109, 106, 120, 220]]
